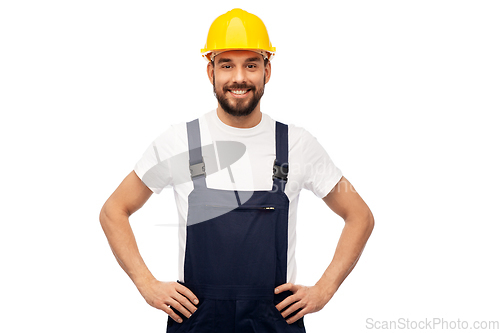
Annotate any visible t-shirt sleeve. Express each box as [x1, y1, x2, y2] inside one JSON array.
[[134, 126, 178, 194], [299, 128, 343, 198]]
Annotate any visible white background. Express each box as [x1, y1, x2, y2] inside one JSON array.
[[1, 0, 499, 332]]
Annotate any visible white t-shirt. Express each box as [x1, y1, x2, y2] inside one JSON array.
[[134, 109, 343, 283]]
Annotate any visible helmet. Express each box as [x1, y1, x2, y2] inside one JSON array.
[[201, 8, 276, 62]]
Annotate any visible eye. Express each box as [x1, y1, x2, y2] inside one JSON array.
[[221, 65, 232, 69], [247, 64, 257, 69]]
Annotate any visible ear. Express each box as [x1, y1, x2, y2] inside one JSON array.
[[207, 62, 214, 84], [264, 61, 271, 84]]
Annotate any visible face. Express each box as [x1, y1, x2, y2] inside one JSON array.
[[208, 50, 271, 117]]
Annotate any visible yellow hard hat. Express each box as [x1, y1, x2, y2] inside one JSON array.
[[201, 8, 276, 62]]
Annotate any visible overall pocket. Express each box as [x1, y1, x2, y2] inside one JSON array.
[[250, 300, 306, 332], [270, 301, 306, 331], [166, 299, 213, 333]]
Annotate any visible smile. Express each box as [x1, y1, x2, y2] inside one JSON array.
[[228, 89, 251, 98]]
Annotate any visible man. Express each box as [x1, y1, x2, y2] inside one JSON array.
[[100, 8, 374, 332]]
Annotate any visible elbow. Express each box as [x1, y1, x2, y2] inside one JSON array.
[[99, 199, 130, 232], [346, 208, 374, 238], [366, 209, 375, 235], [99, 203, 111, 230], [99, 200, 119, 230]]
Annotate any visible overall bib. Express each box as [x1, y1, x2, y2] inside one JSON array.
[[167, 119, 306, 333]]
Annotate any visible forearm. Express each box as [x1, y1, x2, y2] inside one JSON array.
[[315, 211, 374, 300], [99, 206, 155, 289]]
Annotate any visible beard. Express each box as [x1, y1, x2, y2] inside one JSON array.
[[213, 76, 265, 117]]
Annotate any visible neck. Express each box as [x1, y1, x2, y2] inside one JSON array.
[[216, 105, 262, 129]]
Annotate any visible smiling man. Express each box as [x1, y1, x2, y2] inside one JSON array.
[[211, 52, 268, 119], [209, 51, 269, 129], [100, 8, 374, 333]]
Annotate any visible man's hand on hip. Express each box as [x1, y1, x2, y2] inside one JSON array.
[[138, 280, 199, 323], [274, 283, 330, 324]]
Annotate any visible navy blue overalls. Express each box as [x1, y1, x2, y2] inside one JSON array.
[[167, 119, 306, 333]]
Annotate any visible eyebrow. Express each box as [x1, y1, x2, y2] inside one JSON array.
[[217, 58, 232, 64], [245, 57, 261, 63], [216, 57, 262, 64]]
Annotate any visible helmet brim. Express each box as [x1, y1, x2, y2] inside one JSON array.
[[201, 49, 275, 62]]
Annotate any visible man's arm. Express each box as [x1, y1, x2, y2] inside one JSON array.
[[99, 171, 199, 323], [275, 176, 375, 324]]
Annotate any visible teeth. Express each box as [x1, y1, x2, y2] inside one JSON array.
[[231, 90, 248, 95]]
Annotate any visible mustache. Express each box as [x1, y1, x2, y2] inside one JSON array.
[[223, 84, 255, 91]]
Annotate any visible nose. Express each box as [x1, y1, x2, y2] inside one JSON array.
[[232, 66, 246, 84]]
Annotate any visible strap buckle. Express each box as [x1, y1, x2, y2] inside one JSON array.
[[272, 159, 288, 181], [189, 158, 206, 179]]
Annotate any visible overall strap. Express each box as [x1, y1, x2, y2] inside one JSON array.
[[273, 121, 289, 192], [187, 118, 207, 189]]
